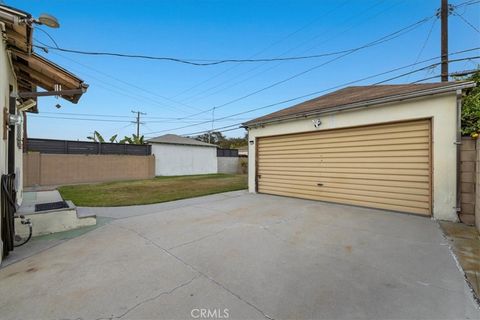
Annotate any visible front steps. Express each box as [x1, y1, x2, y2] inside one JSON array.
[[16, 190, 96, 237]]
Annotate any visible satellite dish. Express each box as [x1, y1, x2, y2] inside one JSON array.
[[37, 14, 60, 28]]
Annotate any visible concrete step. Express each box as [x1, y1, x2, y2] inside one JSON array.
[[17, 192, 96, 237]]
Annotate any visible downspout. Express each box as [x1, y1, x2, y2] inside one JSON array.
[[456, 89, 463, 219]]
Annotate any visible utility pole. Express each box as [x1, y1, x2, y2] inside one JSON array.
[[131, 110, 146, 137], [440, 0, 453, 82]]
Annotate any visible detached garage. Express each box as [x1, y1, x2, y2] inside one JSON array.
[[148, 134, 217, 176], [243, 82, 475, 221]]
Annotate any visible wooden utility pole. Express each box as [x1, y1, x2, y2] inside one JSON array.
[[441, 0, 449, 82], [131, 110, 146, 137]]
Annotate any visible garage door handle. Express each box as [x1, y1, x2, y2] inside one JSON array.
[[317, 183, 323, 186], [257, 175, 262, 179]]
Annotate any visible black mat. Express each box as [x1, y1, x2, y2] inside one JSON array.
[[35, 201, 69, 212]]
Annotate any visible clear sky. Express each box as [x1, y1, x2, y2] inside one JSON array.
[[5, 0, 480, 141]]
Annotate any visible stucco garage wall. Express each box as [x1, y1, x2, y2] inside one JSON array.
[[152, 144, 217, 176], [248, 93, 458, 221]]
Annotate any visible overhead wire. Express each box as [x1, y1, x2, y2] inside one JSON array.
[[177, 0, 394, 104], [182, 68, 479, 137], [453, 11, 480, 33], [152, 14, 438, 124], [168, 0, 351, 99], [144, 50, 480, 136]]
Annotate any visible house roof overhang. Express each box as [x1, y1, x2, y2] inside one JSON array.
[[0, 4, 88, 113], [11, 51, 88, 107]]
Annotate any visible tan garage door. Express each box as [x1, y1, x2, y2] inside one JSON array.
[[257, 119, 432, 215]]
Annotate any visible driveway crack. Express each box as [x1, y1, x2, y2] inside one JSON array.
[[168, 228, 228, 250], [116, 224, 275, 320], [96, 275, 199, 320]]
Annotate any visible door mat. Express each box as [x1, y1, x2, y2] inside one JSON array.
[[35, 201, 69, 212]]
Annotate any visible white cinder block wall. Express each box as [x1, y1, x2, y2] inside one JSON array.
[[152, 144, 217, 176], [248, 93, 459, 221]]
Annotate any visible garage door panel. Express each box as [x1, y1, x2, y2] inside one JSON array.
[[259, 175, 429, 190], [260, 129, 429, 148], [258, 156, 429, 164], [260, 137, 429, 151], [259, 122, 429, 144], [258, 160, 430, 169], [259, 143, 430, 155], [259, 184, 431, 209], [258, 181, 430, 202], [259, 166, 429, 176], [257, 188, 430, 215], [257, 119, 432, 215], [258, 175, 429, 190], [259, 170, 430, 182], [258, 178, 430, 195], [259, 150, 430, 159]]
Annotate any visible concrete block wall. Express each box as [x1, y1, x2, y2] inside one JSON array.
[[459, 137, 477, 225], [460, 137, 476, 225], [24, 153, 155, 187], [476, 139, 480, 232]]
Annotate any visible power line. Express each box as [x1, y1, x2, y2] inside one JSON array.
[[159, 15, 436, 123], [36, 111, 249, 123], [30, 5, 426, 69], [453, 11, 480, 33], [407, 18, 438, 81], [169, 0, 351, 99], [34, 29, 202, 113], [373, 56, 480, 84], [453, 0, 480, 8], [182, 68, 480, 137], [143, 50, 480, 135], [177, 0, 396, 104], [28, 115, 132, 123]]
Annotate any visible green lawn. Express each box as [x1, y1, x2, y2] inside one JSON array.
[[58, 174, 248, 207]]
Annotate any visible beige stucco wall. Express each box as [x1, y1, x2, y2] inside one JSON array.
[[248, 93, 459, 221], [0, 21, 24, 263], [23, 153, 155, 187]]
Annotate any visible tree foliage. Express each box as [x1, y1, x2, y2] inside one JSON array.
[[193, 131, 248, 149], [119, 134, 145, 144], [86, 131, 145, 144], [460, 68, 480, 137]]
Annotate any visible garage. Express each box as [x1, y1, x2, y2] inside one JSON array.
[[257, 119, 431, 215], [244, 82, 476, 221]]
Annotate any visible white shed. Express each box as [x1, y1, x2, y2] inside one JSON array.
[[148, 134, 218, 176]]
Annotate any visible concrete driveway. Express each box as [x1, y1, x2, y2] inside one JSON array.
[[0, 191, 478, 320]]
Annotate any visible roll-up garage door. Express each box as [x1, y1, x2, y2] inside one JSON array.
[[256, 119, 432, 215]]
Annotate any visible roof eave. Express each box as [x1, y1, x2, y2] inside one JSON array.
[[242, 81, 476, 128], [148, 141, 218, 148]]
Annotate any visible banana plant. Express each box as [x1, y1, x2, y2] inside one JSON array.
[[87, 131, 119, 143], [119, 134, 145, 144]]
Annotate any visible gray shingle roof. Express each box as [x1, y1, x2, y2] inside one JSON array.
[[147, 134, 217, 147]]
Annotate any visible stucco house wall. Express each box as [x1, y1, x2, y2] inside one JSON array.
[[248, 93, 459, 221], [152, 143, 217, 176], [0, 22, 24, 262]]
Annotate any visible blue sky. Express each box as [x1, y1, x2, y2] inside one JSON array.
[[5, 0, 480, 140]]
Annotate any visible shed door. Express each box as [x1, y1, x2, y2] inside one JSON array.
[[256, 119, 432, 215]]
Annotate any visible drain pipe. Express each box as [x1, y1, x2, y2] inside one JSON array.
[[455, 89, 463, 220]]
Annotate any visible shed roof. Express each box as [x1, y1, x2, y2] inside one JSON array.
[[243, 82, 475, 127], [148, 134, 217, 147]]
